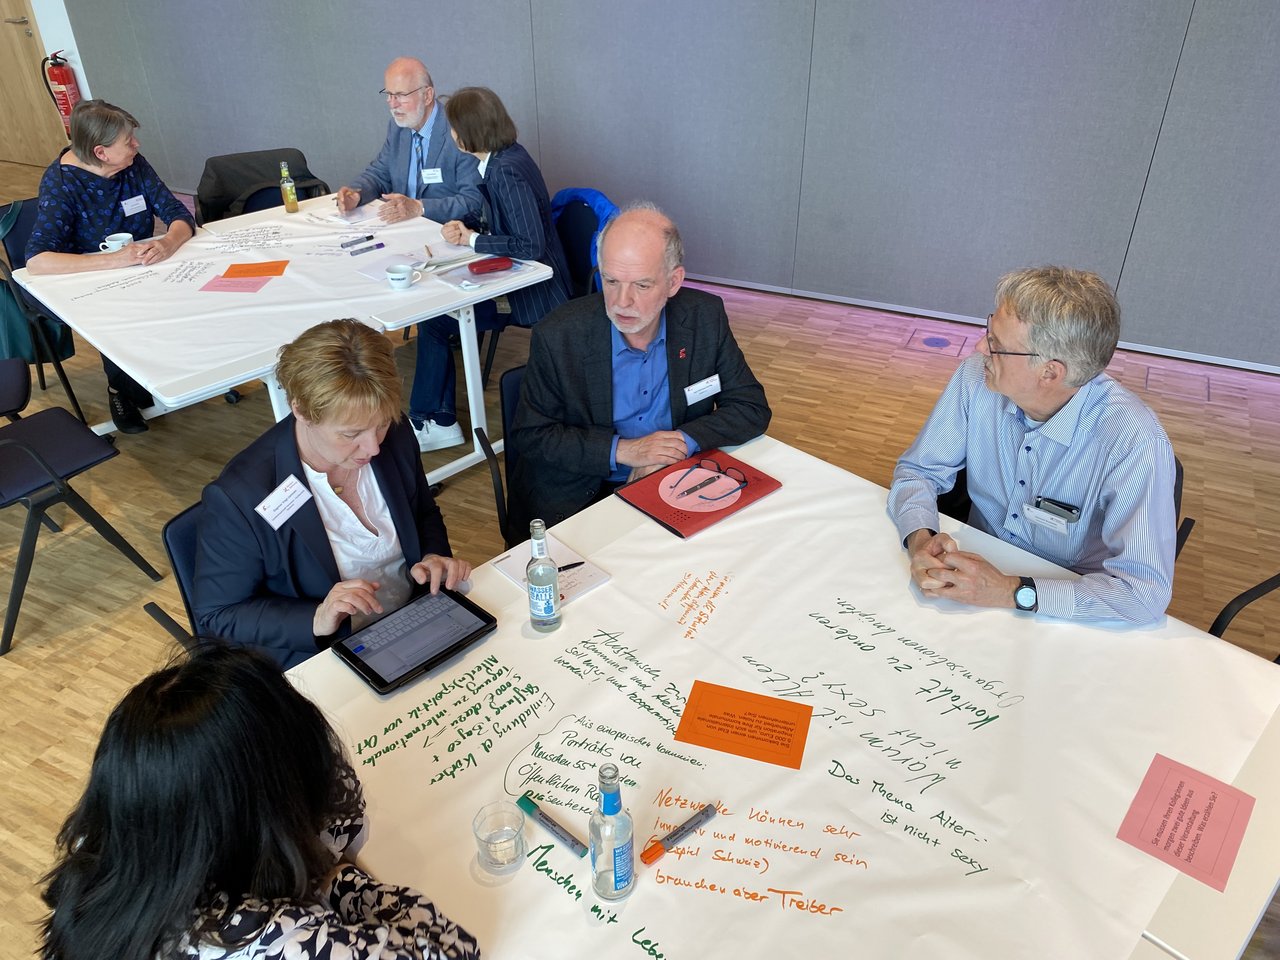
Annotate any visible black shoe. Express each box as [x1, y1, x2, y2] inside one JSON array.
[[108, 390, 148, 434]]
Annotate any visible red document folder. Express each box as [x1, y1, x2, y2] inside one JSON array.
[[613, 448, 781, 539]]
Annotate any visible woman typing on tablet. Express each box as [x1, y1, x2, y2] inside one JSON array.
[[193, 319, 472, 669], [41, 644, 480, 959]]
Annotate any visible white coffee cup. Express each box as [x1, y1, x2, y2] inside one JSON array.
[[99, 232, 134, 252], [386, 264, 422, 290]]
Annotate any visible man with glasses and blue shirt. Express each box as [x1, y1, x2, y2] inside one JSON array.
[[507, 203, 771, 542], [336, 57, 481, 224], [888, 266, 1176, 624]]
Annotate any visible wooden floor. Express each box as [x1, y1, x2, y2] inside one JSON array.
[[1, 158, 1277, 957]]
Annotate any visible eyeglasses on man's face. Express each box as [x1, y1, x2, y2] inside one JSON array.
[[983, 314, 1040, 358], [667, 459, 748, 501], [380, 86, 428, 102]]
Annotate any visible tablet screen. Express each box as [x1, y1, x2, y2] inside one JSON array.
[[332, 587, 497, 694]]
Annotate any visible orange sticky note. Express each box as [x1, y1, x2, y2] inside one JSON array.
[[223, 260, 289, 278], [1117, 753, 1255, 891], [674, 680, 812, 769]]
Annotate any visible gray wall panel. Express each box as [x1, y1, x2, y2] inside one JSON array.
[[65, 0, 538, 195], [530, 0, 814, 286], [1116, 0, 1280, 368], [796, 0, 1192, 319], [55, 1, 1278, 368]]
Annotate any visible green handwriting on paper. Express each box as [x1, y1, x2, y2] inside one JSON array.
[[828, 757, 995, 879], [350, 654, 555, 785], [504, 714, 652, 818], [553, 630, 680, 734]]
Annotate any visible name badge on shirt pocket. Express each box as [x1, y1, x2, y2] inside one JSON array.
[[121, 194, 147, 216], [684, 374, 721, 405], [1024, 503, 1069, 534], [421, 168, 444, 185], [255, 474, 313, 531]]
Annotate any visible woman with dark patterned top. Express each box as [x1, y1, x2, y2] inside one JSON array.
[[40, 644, 480, 960], [25, 99, 196, 433]]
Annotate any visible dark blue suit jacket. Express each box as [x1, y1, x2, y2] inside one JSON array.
[[349, 110, 482, 223], [467, 143, 571, 327], [192, 416, 453, 669]]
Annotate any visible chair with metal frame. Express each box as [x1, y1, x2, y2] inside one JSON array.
[[0, 199, 86, 422], [938, 457, 1195, 559], [142, 502, 202, 651], [475, 365, 525, 548], [194, 147, 330, 225], [550, 187, 618, 299], [1208, 574, 1280, 659], [0, 358, 162, 655]]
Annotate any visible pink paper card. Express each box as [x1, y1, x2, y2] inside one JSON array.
[[1117, 753, 1255, 891], [200, 275, 273, 293]]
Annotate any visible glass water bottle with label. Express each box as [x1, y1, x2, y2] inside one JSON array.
[[589, 763, 634, 899], [279, 161, 299, 213], [527, 519, 561, 632]]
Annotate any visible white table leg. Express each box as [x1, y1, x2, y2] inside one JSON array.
[[422, 303, 494, 486], [267, 369, 290, 421]]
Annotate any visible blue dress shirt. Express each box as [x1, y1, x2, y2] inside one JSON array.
[[607, 314, 697, 481], [887, 354, 1176, 623]]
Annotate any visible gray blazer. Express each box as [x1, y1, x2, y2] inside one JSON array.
[[508, 287, 771, 539], [349, 111, 482, 223]]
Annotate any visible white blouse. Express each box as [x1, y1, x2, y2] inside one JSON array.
[[301, 461, 411, 630]]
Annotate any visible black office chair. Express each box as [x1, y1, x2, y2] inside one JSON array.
[[0, 199, 86, 422], [475, 365, 525, 547], [1208, 572, 1280, 647], [551, 188, 618, 299], [938, 457, 1195, 559], [1172, 456, 1195, 558], [0, 358, 162, 655], [195, 148, 330, 225], [142, 502, 202, 651]]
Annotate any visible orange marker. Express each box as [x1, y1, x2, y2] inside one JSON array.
[[640, 803, 718, 865]]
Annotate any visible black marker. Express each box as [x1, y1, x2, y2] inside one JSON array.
[[340, 234, 375, 249]]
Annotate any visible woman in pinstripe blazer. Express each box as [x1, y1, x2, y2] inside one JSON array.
[[407, 86, 572, 453]]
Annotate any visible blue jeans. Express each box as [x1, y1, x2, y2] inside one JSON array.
[[408, 299, 501, 428]]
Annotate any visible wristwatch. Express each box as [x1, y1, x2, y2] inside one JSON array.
[[1014, 576, 1038, 612]]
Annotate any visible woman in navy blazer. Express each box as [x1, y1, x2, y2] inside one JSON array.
[[407, 86, 572, 453], [193, 320, 473, 669]]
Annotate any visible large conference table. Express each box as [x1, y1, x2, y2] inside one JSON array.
[[289, 436, 1280, 959], [13, 195, 551, 483]]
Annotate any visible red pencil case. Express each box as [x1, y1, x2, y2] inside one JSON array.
[[469, 256, 513, 274]]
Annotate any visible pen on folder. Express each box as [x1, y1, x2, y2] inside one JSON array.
[[517, 792, 588, 857], [557, 562, 585, 573], [349, 242, 385, 256], [641, 803, 718, 865], [340, 234, 375, 249]]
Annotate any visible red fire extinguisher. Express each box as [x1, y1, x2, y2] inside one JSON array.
[[42, 50, 82, 138]]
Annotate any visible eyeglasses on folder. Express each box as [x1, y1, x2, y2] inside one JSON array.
[[667, 459, 748, 501]]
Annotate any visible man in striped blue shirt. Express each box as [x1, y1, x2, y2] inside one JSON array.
[[887, 267, 1176, 624]]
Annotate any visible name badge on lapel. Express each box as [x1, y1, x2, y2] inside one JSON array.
[[255, 474, 313, 531], [121, 195, 147, 216], [421, 168, 444, 185], [684, 374, 721, 405]]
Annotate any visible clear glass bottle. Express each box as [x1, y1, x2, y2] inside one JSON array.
[[527, 519, 561, 632], [279, 161, 299, 213], [589, 762, 634, 899]]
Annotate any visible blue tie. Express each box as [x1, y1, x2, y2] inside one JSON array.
[[411, 133, 424, 199]]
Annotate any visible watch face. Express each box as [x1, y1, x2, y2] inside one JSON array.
[[1015, 585, 1037, 609]]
